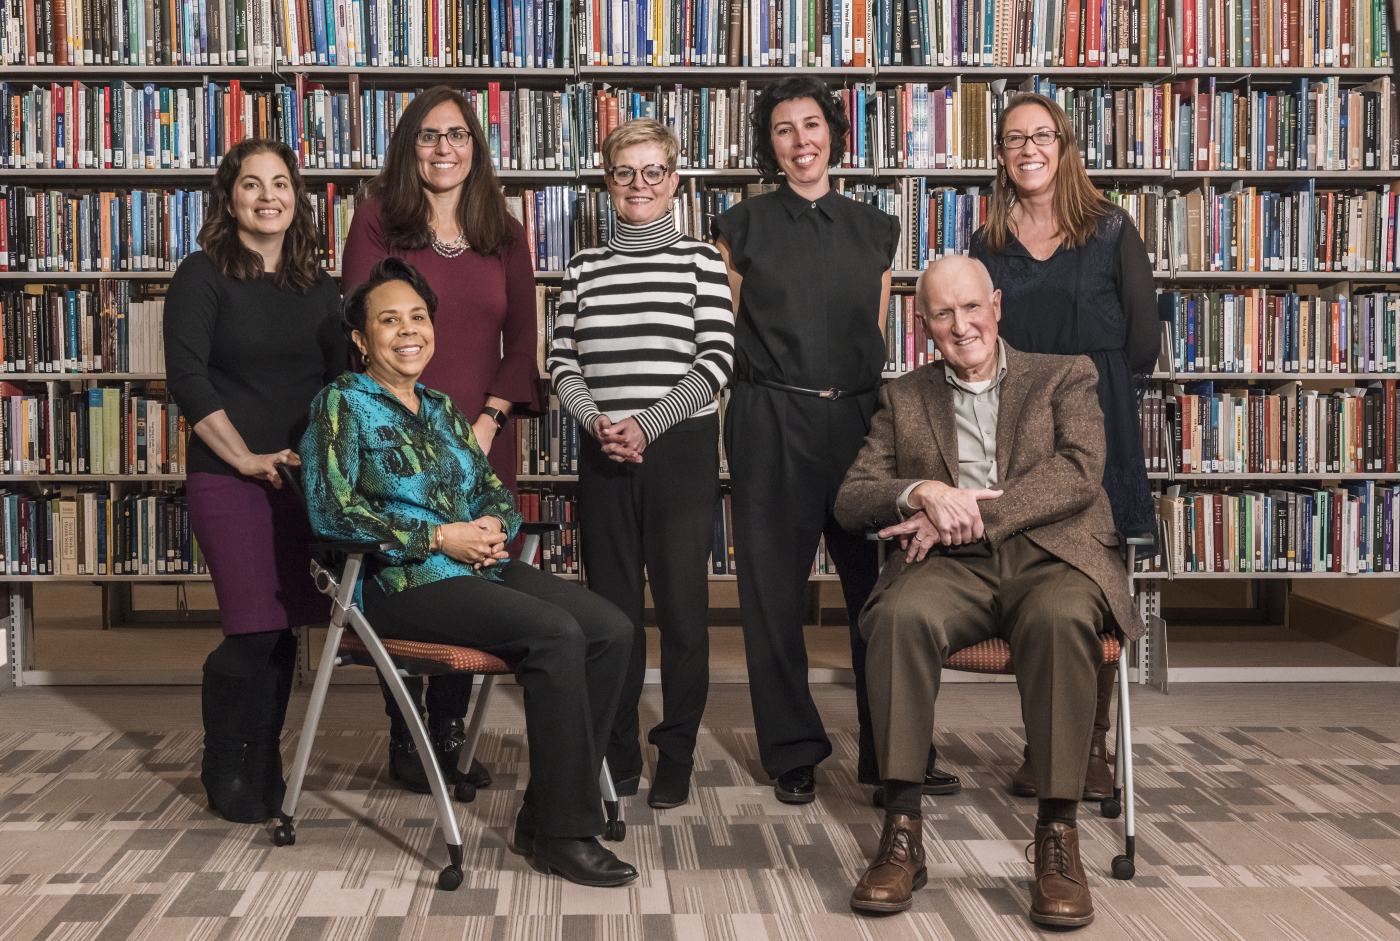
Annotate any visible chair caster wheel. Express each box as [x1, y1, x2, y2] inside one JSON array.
[[603, 819, 626, 842], [1111, 855, 1135, 880], [273, 823, 296, 847], [438, 865, 463, 891], [453, 782, 477, 803], [1100, 797, 1122, 819]]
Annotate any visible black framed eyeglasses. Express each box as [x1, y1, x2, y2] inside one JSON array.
[[606, 164, 670, 185], [416, 129, 471, 148], [999, 130, 1060, 150]]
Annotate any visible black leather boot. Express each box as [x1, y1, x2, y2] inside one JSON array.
[[255, 632, 297, 818], [430, 717, 492, 790], [200, 666, 272, 824]]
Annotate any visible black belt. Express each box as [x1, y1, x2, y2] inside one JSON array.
[[747, 376, 878, 400]]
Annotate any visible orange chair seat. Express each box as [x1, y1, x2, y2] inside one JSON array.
[[338, 634, 515, 676], [945, 635, 1121, 675]]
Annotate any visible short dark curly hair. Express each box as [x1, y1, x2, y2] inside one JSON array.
[[341, 256, 438, 343], [750, 76, 851, 181]]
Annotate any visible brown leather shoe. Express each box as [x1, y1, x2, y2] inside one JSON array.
[[1010, 745, 1036, 796], [1028, 822, 1094, 927], [851, 814, 927, 914], [1082, 661, 1117, 801]]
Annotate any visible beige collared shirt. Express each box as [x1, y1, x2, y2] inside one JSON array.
[[897, 339, 1010, 513]]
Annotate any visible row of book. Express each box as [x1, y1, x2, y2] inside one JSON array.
[[0, 0, 568, 68], [0, 485, 204, 575], [517, 489, 578, 574], [1, 381, 189, 475], [1172, 76, 1396, 173], [1175, 0, 1391, 68], [1158, 290, 1400, 375], [1139, 378, 1398, 474], [0, 285, 166, 374], [1155, 482, 1400, 574], [0, 186, 207, 274], [513, 394, 582, 476]]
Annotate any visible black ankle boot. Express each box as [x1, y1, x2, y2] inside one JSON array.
[[201, 667, 271, 825], [647, 754, 692, 809], [429, 717, 492, 789], [387, 734, 433, 793]]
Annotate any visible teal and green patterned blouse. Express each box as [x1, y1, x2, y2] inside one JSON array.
[[300, 371, 523, 599]]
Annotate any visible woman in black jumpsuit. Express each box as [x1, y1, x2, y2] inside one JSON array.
[[714, 76, 958, 805], [970, 92, 1158, 804]]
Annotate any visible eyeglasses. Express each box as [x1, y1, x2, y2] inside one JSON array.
[[606, 164, 670, 185], [999, 130, 1060, 150], [416, 129, 471, 148]]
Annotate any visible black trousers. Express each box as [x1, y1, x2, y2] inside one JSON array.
[[362, 563, 632, 837], [725, 381, 881, 779], [578, 413, 719, 776]]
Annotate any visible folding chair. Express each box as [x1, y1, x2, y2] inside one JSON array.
[[867, 532, 1146, 882], [272, 467, 624, 891]]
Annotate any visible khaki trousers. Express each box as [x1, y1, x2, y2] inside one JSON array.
[[861, 534, 1107, 799]]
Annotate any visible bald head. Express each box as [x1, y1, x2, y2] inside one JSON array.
[[916, 254, 1002, 383]]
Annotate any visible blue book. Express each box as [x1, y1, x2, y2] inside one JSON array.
[[491, 0, 503, 66], [312, 0, 329, 65], [513, 0, 524, 65], [323, 0, 338, 63], [544, 0, 556, 66]]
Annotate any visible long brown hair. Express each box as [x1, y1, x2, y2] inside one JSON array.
[[198, 138, 323, 293], [983, 93, 1109, 255], [363, 85, 515, 255]]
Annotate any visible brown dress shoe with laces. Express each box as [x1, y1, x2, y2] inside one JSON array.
[[851, 814, 927, 914], [1029, 822, 1094, 927]]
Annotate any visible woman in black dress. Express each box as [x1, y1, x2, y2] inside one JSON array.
[[969, 92, 1158, 804]]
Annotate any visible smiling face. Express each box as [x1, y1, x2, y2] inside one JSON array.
[[605, 141, 679, 226], [230, 150, 296, 241], [770, 97, 831, 187], [415, 100, 474, 195], [353, 279, 436, 388], [998, 102, 1061, 201], [919, 257, 1002, 383]]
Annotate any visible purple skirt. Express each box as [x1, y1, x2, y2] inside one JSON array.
[[187, 471, 328, 636]]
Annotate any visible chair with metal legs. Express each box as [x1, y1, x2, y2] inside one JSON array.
[[272, 467, 624, 890], [867, 532, 1146, 881]]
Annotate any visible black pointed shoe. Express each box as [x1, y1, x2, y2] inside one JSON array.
[[647, 755, 692, 809], [775, 765, 817, 804]]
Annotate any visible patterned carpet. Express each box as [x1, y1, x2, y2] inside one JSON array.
[[2, 722, 1400, 941]]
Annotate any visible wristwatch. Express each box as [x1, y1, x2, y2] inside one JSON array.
[[481, 406, 507, 427]]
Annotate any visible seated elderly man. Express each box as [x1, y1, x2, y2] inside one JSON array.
[[834, 254, 1144, 927]]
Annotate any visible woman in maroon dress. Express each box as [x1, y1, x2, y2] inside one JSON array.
[[342, 85, 541, 796]]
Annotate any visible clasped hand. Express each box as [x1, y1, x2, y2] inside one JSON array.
[[877, 480, 1003, 563], [593, 415, 646, 463], [437, 518, 510, 569]]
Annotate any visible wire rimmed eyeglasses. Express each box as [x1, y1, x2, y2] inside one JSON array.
[[999, 130, 1060, 150], [416, 129, 472, 148]]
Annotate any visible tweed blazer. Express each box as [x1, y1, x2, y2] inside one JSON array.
[[834, 343, 1144, 640]]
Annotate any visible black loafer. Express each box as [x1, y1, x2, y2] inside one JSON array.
[[923, 765, 961, 796], [647, 755, 692, 809], [387, 738, 432, 793], [775, 765, 816, 804], [511, 806, 535, 858], [531, 836, 639, 887]]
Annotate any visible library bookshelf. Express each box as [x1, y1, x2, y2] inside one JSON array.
[[3, 3, 1399, 687]]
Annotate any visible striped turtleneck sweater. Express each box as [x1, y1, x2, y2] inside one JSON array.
[[547, 214, 736, 443]]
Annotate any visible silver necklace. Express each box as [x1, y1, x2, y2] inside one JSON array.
[[432, 229, 469, 258]]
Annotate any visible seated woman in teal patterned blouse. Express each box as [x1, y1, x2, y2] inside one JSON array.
[[300, 257, 637, 889]]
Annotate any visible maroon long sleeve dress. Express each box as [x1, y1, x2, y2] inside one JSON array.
[[341, 198, 542, 493]]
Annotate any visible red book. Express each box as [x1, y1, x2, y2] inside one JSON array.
[[1085, 0, 1100, 64], [230, 79, 242, 145], [1340, 0, 1351, 67], [103, 86, 112, 168], [1183, 0, 1195, 64], [0, 196, 8, 271], [1383, 379, 1396, 473], [1066, 0, 1082, 64], [1212, 494, 1224, 572]]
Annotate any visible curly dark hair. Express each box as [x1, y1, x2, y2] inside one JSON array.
[[750, 76, 851, 181], [341, 256, 439, 343], [197, 138, 323, 294], [362, 85, 516, 256]]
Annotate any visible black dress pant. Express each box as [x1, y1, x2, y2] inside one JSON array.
[[362, 563, 632, 837], [725, 381, 881, 779], [578, 413, 719, 776]]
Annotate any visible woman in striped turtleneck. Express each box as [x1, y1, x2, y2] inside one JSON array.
[[547, 118, 735, 811]]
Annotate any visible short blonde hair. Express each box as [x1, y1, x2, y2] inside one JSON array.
[[600, 118, 680, 172]]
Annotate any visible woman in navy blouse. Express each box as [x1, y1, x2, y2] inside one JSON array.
[[300, 257, 636, 889]]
